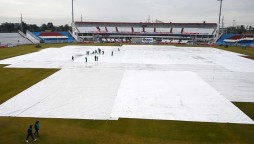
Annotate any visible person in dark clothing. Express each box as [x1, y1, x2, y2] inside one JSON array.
[[85, 57, 88, 62], [98, 48, 101, 54], [26, 125, 36, 143], [72, 56, 74, 61], [111, 51, 114, 56], [34, 121, 40, 137], [102, 51, 104, 55], [96, 56, 99, 61], [95, 56, 97, 61]]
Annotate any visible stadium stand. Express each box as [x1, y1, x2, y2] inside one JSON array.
[[171, 39, 180, 43], [118, 27, 133, 33], [224, 35, 244, 42], [107, 27, 117, 33], [61, 32, 76, 42], [179, 40, 189, 44], [161, 39, 172, 43], [98, 27, 107, 33], [156, 28, 171, 33], [26, 30, 40, 44], [217, 34, 254, 47], [171, 28, 183, 34], [133, 27, 143, 33], [74, 21, 217, 44], [77, 27, 98, 33], [0, 33, 32, 46], [32, 32, 75, 43]]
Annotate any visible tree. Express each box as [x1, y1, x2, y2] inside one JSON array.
[[29, 24, 40, 32], [63, 24, 71, 31], [226, 25, 248, 34], [40, 24, 47, 31], [46, 22, 55, 31], [0, 22, 73, 32]]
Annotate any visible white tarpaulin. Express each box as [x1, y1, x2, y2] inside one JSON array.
[[0, 45, 253, 124], [111, 70, 253, 124]]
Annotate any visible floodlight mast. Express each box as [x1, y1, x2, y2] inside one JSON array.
[[20, 14, 23, 33], [218, 0, 223, 28], [216, 0, 223, 39], [72, 0, 74, 32]]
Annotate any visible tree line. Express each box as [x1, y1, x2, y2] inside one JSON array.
[[0, 22, 253, 34], [224, 25, 254, 34], [0, 22, 71, 33]]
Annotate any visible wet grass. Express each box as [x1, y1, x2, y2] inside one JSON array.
[[234, 102, 254, 120], [173, 44, 254, 60], [0, 116, 253, 144], [215, 46, 254, 60], [0, 67, 58, 105], [0, 43, 253, 143], [0, 44, 62, 60]]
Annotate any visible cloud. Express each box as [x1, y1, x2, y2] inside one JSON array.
[[0, 0, 253, 26]]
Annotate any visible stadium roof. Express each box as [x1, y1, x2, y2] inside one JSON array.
[[75, 21, 217, 29]]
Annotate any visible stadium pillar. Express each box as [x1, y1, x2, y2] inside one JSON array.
[[97, 27, 100, 32], [181, 28, 184, 34]]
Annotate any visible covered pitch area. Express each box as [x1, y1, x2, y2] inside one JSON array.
[[0, 45, 254, 125]]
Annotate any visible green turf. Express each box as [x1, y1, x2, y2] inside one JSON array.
[[234, 102, 254, 120], [0, 43, 254, 143], [0, 64, 7, 68], [174, 44, 254, 60], [0, 44, 64, 60], [215, 46, 254, 60], [0, 66, 58, 105], [0, 117, 253, 144]]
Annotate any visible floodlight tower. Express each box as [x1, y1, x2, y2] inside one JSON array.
[[71, 0, 75, 32], [217, 0, 223, 39], [20, 14, 24, 33]]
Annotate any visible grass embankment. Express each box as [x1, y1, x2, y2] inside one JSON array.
[[0, 44, 253, 143]]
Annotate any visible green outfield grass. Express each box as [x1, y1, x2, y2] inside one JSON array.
[[0, 44, 253, 143], [215, 45, 254, 60], [0, 44, 66, 60], [0, 66, 58, 105], [0, 117, 254, 144], [234, 102, 254, 120]]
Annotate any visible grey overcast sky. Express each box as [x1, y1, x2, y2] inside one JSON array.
[[0, 0, 253, 26]]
